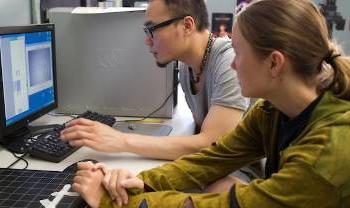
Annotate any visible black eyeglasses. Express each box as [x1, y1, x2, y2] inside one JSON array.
[[143, 15, 188, 38]]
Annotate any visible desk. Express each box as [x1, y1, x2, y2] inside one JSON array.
[[0, 88, 195, 174]]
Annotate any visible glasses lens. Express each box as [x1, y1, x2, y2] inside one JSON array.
[[143, 15, 187, 38], [143, 26, 153, 38]]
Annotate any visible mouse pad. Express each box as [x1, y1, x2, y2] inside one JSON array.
[[114, 123, 173, 136], [0, 168, 86, 208]]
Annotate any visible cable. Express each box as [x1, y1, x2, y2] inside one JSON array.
[[47, 112, 77, 119], [7, 152, 29, 169], [116, 83, 178, 123]]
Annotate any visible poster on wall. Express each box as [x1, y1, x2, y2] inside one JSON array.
[[211, 13, 233, 38], [316, 0, 349, 55], [318, 0, 346, 36]]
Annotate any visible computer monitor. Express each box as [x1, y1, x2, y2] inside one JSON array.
[[0, 24, 58, 144]]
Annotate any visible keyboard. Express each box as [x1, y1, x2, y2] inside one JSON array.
[[0, 168, 86, 208], [25, 111, 116, 163], [76, 111, 116, 127]]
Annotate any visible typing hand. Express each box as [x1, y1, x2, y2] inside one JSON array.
[[103, 168, 144, 206], [60, 118, 126, 152], [72, 162, 106, 208]]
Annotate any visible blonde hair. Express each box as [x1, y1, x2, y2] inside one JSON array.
[[236, 0, 350, 99]]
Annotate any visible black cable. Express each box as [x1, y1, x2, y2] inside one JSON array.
[[7, 152, 29, 169], [47, 112, 76, 119], [48, 87, 174, 124], [116, 83, 178, 123]]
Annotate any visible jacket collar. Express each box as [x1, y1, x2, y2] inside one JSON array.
[[308, 91, 350, 127], [258, 91, 350, 123]]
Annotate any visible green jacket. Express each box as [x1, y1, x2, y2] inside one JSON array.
[[100, 91, 350, 208]]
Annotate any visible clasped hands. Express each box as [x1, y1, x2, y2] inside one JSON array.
[[72, 161, 144, 208]]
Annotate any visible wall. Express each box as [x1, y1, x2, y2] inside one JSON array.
[[0, 0, 32, 26]]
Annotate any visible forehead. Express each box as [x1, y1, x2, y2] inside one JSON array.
[[145, 0, 172, 24]]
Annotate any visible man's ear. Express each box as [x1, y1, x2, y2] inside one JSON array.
[[269, 50, 285, 78], [183, 16, 196, 34]]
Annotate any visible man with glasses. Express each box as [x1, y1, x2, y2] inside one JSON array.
[[61, 0, 249, 174]]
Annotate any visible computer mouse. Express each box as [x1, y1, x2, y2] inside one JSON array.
[[63, 159, 99, 173]]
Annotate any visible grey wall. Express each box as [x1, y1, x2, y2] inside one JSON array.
[[0, 0, 32, 26]]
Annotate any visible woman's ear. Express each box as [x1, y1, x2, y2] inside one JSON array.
[[269, 50, 285, 78]]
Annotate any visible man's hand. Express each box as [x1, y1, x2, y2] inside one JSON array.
[[103, 168, 144, 206], [73, 162, 106, 208], [60, 118, 126, 152]]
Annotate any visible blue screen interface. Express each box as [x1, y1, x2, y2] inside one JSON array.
[[0, 31, 55, 126]]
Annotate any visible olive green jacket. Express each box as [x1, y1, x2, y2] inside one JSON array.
[[100, 91, 350, 208]]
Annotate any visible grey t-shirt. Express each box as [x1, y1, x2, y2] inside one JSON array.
[[179, 37, 249, 129]]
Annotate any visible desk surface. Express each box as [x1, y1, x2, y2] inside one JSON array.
[[0, 88, 195, 174]]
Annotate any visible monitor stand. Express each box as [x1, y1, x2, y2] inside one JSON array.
[[1, 124, 63, 154]]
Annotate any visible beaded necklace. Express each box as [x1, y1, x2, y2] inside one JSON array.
[[189, 33, 214, 83]]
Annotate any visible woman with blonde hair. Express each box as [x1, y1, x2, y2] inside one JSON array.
[[72, 0, 350, 207]]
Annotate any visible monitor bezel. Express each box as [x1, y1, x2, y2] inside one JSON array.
[[0, 24, 58, 141]]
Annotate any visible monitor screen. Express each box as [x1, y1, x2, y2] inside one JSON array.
[[0, 24, 57, 141]]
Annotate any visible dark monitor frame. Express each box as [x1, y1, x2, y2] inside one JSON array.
[[0, 24, 58, 143]]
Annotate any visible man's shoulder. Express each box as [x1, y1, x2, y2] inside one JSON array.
[[208, 38, 234, 67], [211, 37, 233, 54]]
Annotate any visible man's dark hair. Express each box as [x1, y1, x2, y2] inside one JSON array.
[[163, 0, 209, 31]]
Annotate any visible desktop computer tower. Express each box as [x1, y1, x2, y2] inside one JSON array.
[[48, 8, 174, 118], [40, 0, 99, 23]]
